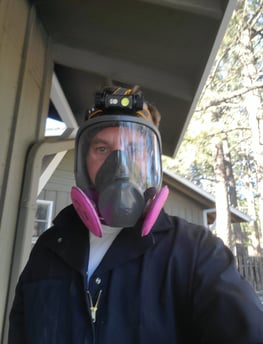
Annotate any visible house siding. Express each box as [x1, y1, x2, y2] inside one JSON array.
[[164, 187, 204, 225], [39, 150, 75, 218]]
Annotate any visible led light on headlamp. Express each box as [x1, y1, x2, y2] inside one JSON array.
[[121, 97, 130, 107]]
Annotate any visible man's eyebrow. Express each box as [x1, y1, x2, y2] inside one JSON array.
[[90, 137, 109, 145]]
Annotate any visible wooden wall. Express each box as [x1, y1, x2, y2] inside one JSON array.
[[164, 187, 205, 225]]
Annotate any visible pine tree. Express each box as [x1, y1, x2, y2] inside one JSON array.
[[166, 0, 263, 256]]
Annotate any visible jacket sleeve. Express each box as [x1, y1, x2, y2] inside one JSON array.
[[7, 238, 43, 344], [191, 229, 263, 344], [8, 276, 26, 344]]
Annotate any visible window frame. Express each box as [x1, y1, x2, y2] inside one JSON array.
[[33, 200, 53, 244]]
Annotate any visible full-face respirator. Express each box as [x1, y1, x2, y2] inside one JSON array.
[[71, 87, 169, 237]]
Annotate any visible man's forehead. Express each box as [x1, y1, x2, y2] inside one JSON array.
[[91, 125, 145, 140]]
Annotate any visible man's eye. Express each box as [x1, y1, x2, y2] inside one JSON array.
[[95, 146, 107, 153]]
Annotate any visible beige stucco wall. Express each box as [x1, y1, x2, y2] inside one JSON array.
[[0, 0, 53, 340]]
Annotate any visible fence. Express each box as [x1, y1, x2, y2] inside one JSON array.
[[236, 255, 263, 292]]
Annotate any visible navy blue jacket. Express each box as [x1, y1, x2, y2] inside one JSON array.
[[9, 205, 263, 343]]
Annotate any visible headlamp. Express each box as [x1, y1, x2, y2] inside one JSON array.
[[95, 91, 144, 112]]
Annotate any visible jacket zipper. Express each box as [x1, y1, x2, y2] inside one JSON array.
[[87, 290, 102, 323], [85, 288, 96, 344]]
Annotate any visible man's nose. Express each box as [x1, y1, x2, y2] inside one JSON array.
[[114, 150, 130, 177], [112, 137, 124, 151]]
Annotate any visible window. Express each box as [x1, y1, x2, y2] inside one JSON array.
[[33, 200, 53, 244]]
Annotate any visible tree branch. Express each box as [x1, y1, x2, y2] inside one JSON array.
[[198, 82, 263, 112]]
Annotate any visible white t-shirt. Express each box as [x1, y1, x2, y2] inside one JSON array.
[[87, 225, 122, 282]]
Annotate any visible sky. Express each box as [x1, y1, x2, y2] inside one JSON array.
[[45, 118, 66, 136]]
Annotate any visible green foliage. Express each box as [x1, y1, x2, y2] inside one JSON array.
[[166, 0, 263, 245]]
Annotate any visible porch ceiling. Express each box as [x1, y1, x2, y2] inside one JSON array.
[[29, 0, 237, 157]]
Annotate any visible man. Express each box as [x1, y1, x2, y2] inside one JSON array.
[[9, 86, 263, 343]]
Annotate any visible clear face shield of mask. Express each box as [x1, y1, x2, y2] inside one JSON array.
[[75, 115, 162, 227]]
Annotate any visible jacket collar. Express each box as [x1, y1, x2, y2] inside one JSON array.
[[47, 205, 90, 276], [94, 208, 174, 274], [150, 208, 174, 233], [47, 205, 174, 276]]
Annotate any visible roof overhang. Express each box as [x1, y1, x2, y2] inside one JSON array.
[[29, 0, 237, 156]]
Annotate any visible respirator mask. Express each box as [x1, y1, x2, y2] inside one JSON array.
[[71, 88, 169, 237]]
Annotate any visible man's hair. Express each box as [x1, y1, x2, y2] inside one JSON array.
[[121, 85, 161, 127]]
